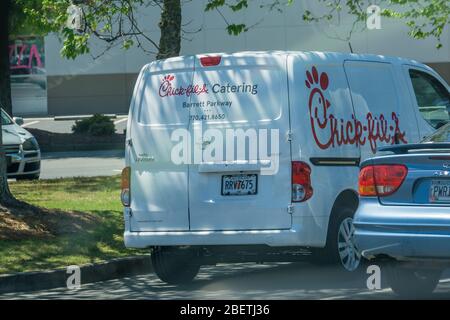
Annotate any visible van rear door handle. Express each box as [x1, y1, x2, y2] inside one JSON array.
[[197, 160, 271, 173]]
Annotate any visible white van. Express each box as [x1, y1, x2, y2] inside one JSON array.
[[122, 51, 450, 284]]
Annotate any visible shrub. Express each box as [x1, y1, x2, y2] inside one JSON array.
[[89, 122, 115, 136], [72, 114, 115, 136]]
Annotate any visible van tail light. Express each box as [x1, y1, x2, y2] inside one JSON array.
[[121, 167, 131, 207], [359, 165, 408, 197], [292, 161, 313, 202], [200, 56, 221, 67]]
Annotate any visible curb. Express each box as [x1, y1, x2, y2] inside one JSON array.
[[54, 114, 118, 121], [0, 255, 152, 294]]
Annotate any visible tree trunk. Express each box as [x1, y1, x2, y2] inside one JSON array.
[[156, 0, 182, 60], [0, 0, 17, 206], [0, 0, 12, 115]]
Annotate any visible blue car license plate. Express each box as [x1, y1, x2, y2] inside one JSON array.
[[430, 180, 450, 203]]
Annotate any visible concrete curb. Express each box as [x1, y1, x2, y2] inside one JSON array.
[[0, 255, 152, 294], [54, 114, 118, 121]]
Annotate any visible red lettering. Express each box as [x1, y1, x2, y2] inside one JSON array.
[[159, 75, 209, 98], [306, 67, 407, 154]]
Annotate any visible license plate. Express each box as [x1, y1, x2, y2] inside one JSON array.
[[429, 180, 450, 203], [221, 174, 258, 196]]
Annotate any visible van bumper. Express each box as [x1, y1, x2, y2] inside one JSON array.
[[124, 229, 304, 248], [354, 198, 450, 261]]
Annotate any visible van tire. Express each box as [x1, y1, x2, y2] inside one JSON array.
[[386, 263, 441, 298], [151, 246, 200, 285], [312, 207, 362, 272]]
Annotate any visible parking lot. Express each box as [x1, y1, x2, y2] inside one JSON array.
[[16, 116, 126, 180], [21, 115, 128, 134], [2, 263, 450, 300]]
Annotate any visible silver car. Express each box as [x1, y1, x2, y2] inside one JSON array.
[[2, 109, 41, 180], [354, 123, 450, 298]]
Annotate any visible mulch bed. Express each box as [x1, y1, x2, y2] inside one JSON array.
[[0, 202, 99, 240]]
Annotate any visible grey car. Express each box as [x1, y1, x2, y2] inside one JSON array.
[[354, 123, 450, 298], [1, 109, 41, 180]]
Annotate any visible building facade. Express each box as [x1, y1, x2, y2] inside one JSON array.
[[12, 1, 450, 116]]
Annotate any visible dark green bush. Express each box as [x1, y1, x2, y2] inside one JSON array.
[[89, 121, 115, 136], [72, 114, 115, 136]]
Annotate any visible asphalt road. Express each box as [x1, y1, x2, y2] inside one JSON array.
[[39, 150, 124, 179], [22, 116, 128, 134], [2, 262, 450, 300]]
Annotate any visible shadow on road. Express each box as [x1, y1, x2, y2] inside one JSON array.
[[2, 262, 450, 300]]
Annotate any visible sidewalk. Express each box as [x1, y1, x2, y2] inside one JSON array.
[[40, 150, 124, 179]]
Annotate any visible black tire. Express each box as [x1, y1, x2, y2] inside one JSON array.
[[312, 207, 363, 272], [386, 263, 441, 298], [15, 173, 40, 181], [151, 246, 200, 285]]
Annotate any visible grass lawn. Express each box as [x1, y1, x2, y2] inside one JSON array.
[[0, 176, 145, 274]]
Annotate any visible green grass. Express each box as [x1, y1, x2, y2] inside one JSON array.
[[0, 176, 145, 274]]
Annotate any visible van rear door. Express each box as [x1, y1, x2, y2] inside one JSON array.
[[129, 57, 194, 232], [187, 53, 292, 231]]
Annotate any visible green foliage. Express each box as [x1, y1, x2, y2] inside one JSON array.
[[14, 0, 158, 59], [385, 0, 449, 49], [72, 114, 115, 136], [205, 0, 449, 48], [88, 121, 116, 136], [227, 24, 247, 35], [10, 0, 450, 61]]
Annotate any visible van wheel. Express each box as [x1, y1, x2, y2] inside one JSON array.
[[386, 263, 441, 298], [312, 207, 362, 272], [151, 246, 201, 285]]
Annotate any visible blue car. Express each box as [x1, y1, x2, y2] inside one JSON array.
[[354, 123, 450, 297]]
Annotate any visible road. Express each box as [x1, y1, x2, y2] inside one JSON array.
[[22, 116, 128, 134], [2, 263, 450, 300], [39, 150, 124, 179]]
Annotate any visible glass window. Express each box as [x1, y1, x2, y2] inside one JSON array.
[[409, 69, 450, 129], [1, 109, 13, 126], [423, 123, 450, 143]]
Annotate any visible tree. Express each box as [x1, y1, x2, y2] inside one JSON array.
[[19, 0, 183, 60], [205, 0, 450, 49], [1, 0, 185, 211], [0, 0, 17, 206]]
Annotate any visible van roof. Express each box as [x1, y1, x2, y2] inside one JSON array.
[[142, 51, 439, 80], [146, 50, 426, 68]]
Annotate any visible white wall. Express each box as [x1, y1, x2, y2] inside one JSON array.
[[45, 0, 450, 76]]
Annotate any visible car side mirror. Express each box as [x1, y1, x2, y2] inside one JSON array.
[[13, 117, 24, 126]]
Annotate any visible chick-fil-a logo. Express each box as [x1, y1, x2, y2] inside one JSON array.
[[306, 66, 407, 153], [159, 75, 209, 98]]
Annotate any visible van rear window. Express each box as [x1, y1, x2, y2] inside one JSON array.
[[189, 68, 284, 123], [138, 73, 190, 126], [138, 67, 285, 125]]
